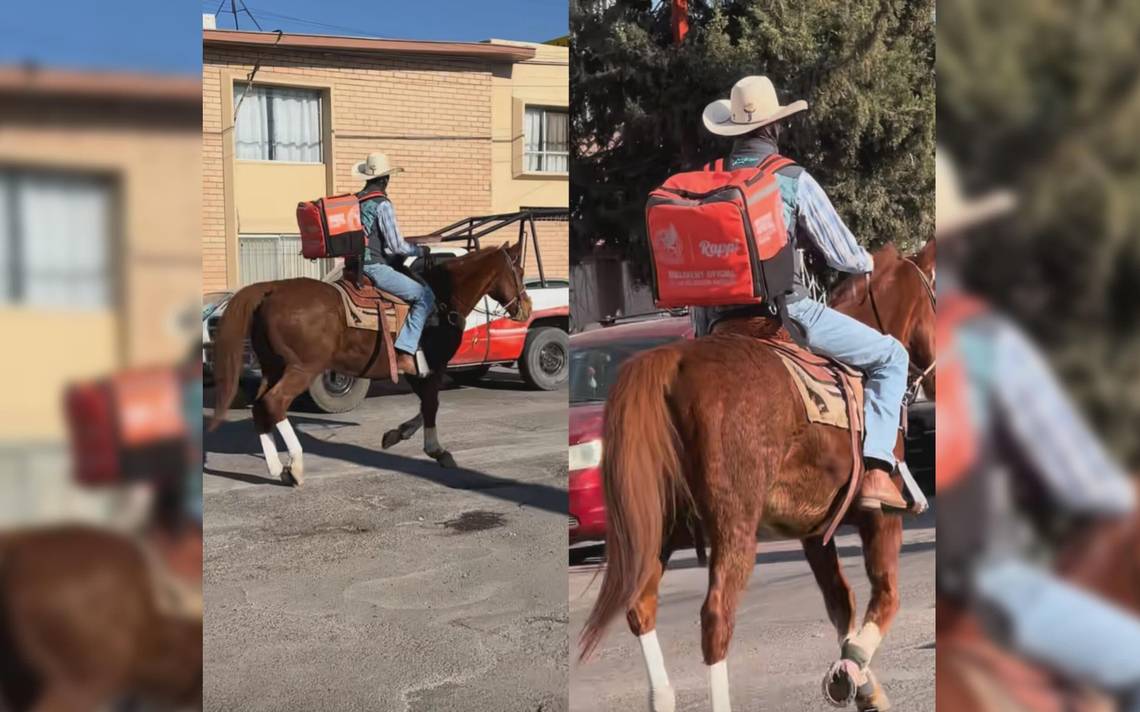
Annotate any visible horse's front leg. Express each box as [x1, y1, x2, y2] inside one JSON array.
[[381, 412, 423, 449], [844, 511, 903, 711], [412, 372, 456, 468]]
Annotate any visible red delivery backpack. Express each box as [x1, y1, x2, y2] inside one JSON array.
[[645, 154, 797, 308], [935, 294, 989, 493], [297, 191, 387, 259], [65, 367, 188, 486]]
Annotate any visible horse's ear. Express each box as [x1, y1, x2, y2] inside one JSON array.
[[506, 240, 522, 255]]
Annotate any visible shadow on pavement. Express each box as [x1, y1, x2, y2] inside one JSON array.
[[203, 414, 567, 516]]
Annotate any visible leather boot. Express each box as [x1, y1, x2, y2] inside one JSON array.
[[396, 352, 418, 376], [859, 467, 908, 512]]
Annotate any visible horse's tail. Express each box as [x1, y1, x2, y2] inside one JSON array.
[[209, 282, 273, 432], [579, 344, 686, 661]]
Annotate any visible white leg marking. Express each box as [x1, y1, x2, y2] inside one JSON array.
[[708, 659, 731, 712], [276, 419, 303, 480], [424, 427, 443, 456], [259, 432, 283, 477], [849, 621, 883, 662], [638, 631, 676, 712]]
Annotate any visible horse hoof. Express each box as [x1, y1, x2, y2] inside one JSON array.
[[856, 668, 890, 711], [434, 451, 457, 469], [822, 659, 861, 707], [381, 429, 402, 449], [281, 467, 301, 488]]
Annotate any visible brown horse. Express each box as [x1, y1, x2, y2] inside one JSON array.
[[937, 482, 1140, 712], [0, 526, 202, 711], [579, 240, 936, 712], [209, 241, 532, 484]]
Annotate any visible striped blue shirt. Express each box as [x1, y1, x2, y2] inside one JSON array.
[[361, 196, 425, 265], [967, 312, 1136, 515], [796, 171, 873, 274]]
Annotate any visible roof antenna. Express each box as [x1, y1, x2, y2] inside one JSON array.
[[221, 0, 262, 31]]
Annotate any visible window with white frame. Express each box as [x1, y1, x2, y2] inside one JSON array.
[[0, 170, 112, 308], [233, 85, 323, 163], [524, 106, 569, 173]]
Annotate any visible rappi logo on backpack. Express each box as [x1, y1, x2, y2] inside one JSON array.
[[653, 224, 686, 265], [698, 240, 740, 259]]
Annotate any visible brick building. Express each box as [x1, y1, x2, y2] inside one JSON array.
[[202, 29, 568, 292]]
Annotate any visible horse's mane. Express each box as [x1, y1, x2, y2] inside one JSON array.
[[828, 243, 902, 309]]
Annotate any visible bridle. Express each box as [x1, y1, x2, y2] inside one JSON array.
[[496, 246, 527, 317], [865, 256, 937, 404]]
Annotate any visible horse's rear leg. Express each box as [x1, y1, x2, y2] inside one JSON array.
[[258, 366, 314, 487], [701, 527, 756, 712], [626, 557, 675, 712]]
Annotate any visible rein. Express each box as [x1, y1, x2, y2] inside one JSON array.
[[443, 247, 525, 321], [865, 256, 937, 404]]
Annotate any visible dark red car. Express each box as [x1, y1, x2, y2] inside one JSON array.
[[568, 313, 693, 546]]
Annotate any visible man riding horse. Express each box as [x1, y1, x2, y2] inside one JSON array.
[[695, 75, 909, 513], [936, 149, 1140, 711], [353, 151, 434, 376]]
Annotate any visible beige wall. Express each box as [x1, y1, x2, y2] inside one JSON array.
[[489, 40, 569, 215], [0, 107, 201, 439], [203, 45, 500, 291]]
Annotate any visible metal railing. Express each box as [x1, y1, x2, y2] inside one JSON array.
[[238, 234, 332, 286]]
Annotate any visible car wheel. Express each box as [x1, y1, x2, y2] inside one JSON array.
[[448, 365, 491, 385], [306, 371, 370, 413], [519, 327, 568, 391]]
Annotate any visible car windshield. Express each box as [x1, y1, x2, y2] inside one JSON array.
[[570, 336, 680, 404]]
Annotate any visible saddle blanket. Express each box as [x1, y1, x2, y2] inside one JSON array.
[[330, 279, 407, 336], [771, 348, 865, 433]]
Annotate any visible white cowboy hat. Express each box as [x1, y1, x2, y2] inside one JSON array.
[[936, 150, 1016, 236], [352, 151, 405, 181], [702, 76, 809, 137]]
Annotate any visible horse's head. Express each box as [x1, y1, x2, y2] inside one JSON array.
[[487, 241, 532, 322]]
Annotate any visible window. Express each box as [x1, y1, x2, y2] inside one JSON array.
[[233, 85, 323, 162], [238, 234, 332, 286], [0, 171, 112, 308], [524, 107, 569, 173]]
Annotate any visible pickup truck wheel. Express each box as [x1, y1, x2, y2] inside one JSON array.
[[448, 365, 491, 386], [306, 371, 370, 413], [519, 327, 568, 391]]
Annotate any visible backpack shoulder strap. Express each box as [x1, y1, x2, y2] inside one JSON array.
[[356, 190, 389, 204], [758, 154, 797, 174], [703, 158, 727, 172]]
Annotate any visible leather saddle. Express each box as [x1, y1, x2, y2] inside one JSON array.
[[711, 316, 867, 544]]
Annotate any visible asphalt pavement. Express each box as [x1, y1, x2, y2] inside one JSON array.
[[203, 369, 569, 712], [569, 506, 936, 711]]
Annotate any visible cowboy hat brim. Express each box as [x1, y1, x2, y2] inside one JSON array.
[[351, 162, 405, 181], [702, 98, 809, 136], [937, 190, 1016, 237]]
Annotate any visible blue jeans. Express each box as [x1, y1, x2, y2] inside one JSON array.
[[785, 298, 909, 465], [977, 558, 1140, 700], [362, 262, 435, 354]]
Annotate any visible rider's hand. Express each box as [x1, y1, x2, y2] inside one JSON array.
[[420, 245, 432, 258]]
